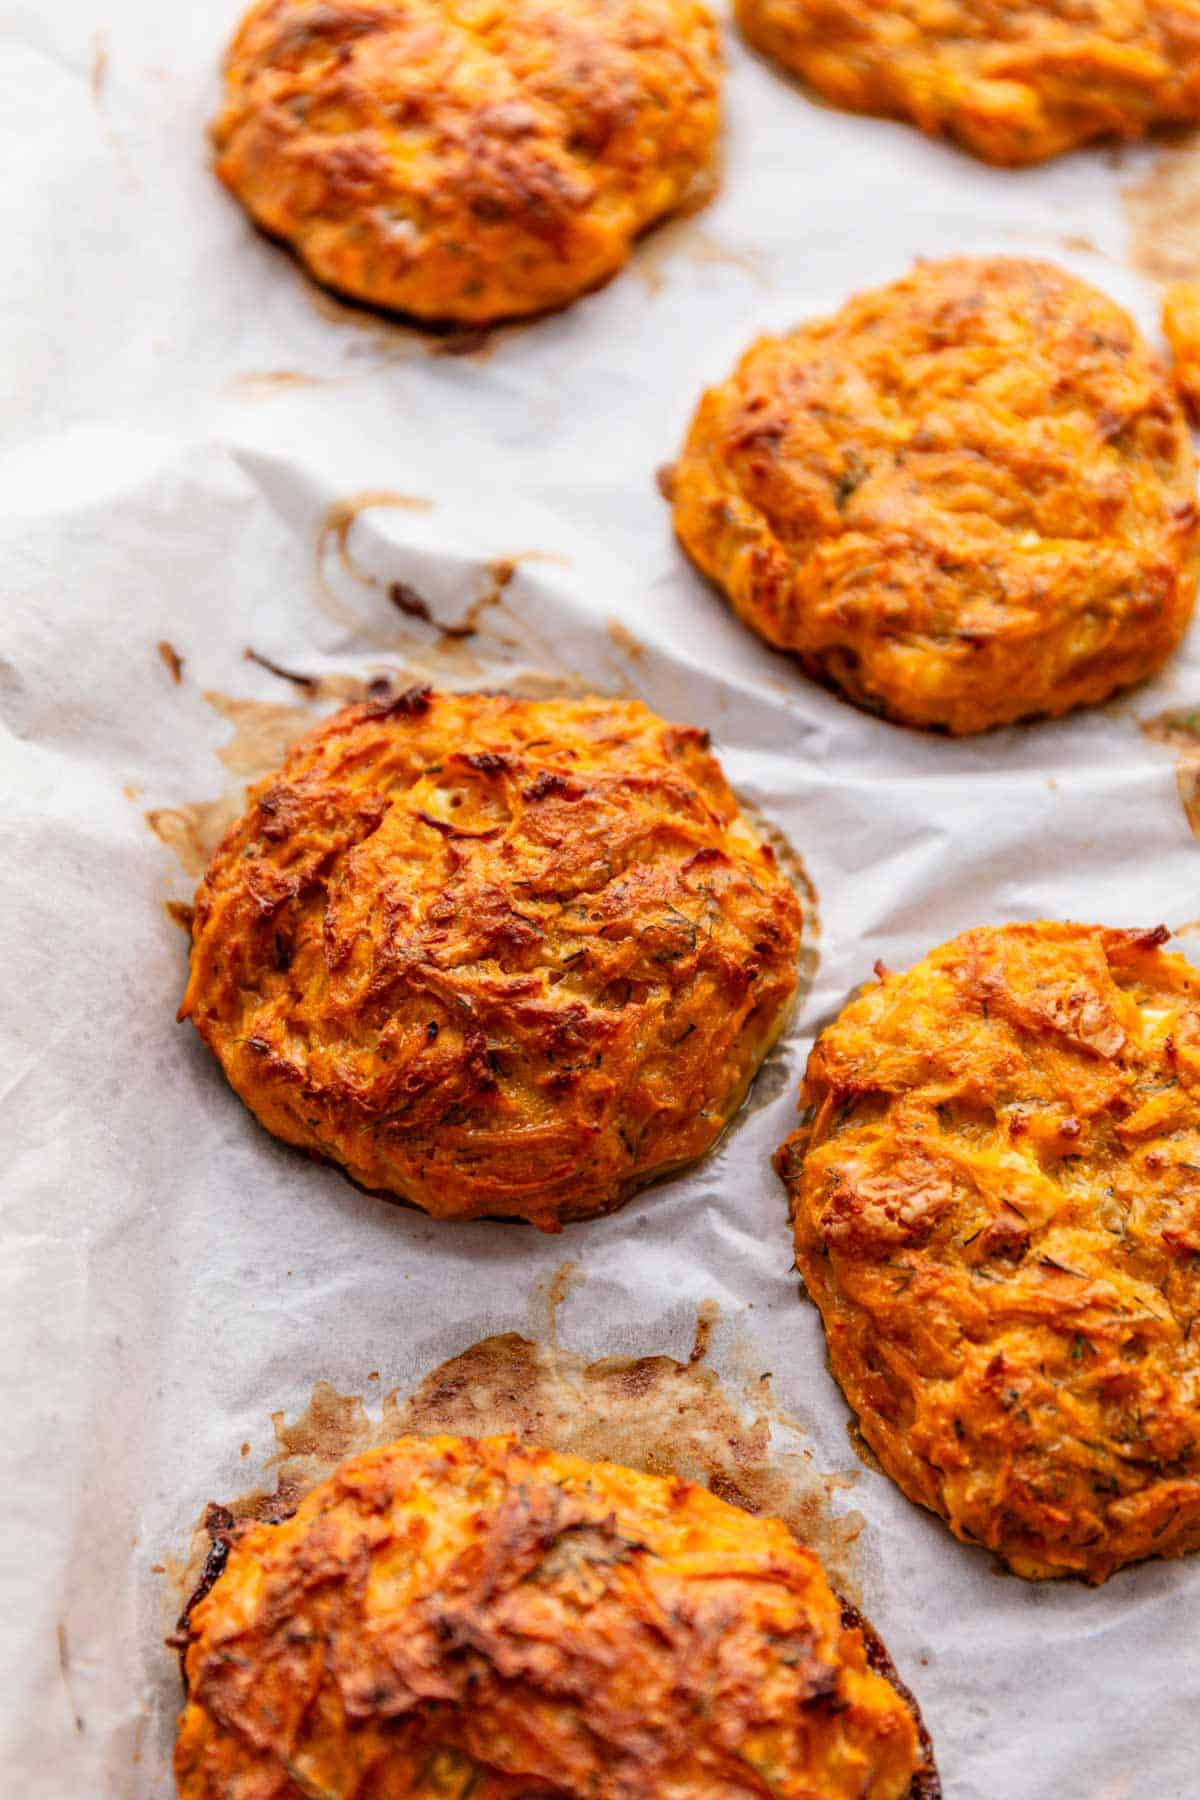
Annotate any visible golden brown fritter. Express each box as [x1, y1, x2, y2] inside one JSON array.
[[735, 0, 1200, 165], [776, 922, 1200, 1583], [179, 688, 803, 1230], [174, 1434, 930, 1798], [212, 0, 721, 325], [1164, 280, 1200, 426], [671, 257, 1199, 735]]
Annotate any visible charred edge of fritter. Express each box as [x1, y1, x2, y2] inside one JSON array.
[[839, 1596, 942, 1800], [298, 1146, 635, 1230], [235, 211, 697, 333], [171, 1490, 301, 1687], [168, 1504, 234, 1684], [793, 641, 1124, 738], [291, 1110, 769, 1231], [173, 1502, 941, 1794]]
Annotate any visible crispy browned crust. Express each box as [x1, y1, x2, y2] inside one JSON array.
[[173, 1434, 929, 1798], [212, 0, 721, 325], [671, 256, 1199, 735], [837, 1599, 941, 1800], [179, 689, 803, 1230], [777, 921, 1200, 1583], [735, 0, 1200, 165]]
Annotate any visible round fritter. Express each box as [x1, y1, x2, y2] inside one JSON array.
[[212, 0, 721, 325], [776, 922, 1200, 1583], [671, 257, 1199, 735], [174, 1433, 930, 1798], [735, 0, 1200, 165], [179, 688, 803, 1230]]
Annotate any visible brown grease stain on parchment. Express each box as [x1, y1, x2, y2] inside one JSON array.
[[388, 574, 511, 642], [301, 275, 428, 363], [626, 151, 760, 300], [145, 791, 245, 880], [635, 215, 769, 297], [689, 1296, 720, 1364], [145, 692, 324, 878], [57, 1622, 85, 1736], [302, 268, 532, 364], [207, 693, 325, 777], [314, 492, 574, 678], [156, 641, 184, 685], [90, 31, 107, 103], [606, 618, 647, 664], [1140, 705, 1200, 838], [239, 646, 374, 696], [315, 489, 436, 645], [530, 1258, 587, 1347], [144, 509, 587, 880], [169, 1296, 867, 1623], [312, 492, 576, 685], [228, 369, 331, 397], [1124, 138, 1200, 281]]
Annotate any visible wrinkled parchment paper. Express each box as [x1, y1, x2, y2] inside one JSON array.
[[4, 4, 1200, 1795]]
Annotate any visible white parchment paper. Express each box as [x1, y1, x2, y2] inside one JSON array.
[[3, 4, 1200, 1795]]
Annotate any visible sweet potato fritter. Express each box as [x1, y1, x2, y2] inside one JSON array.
[[174, 1434, 930, 1798], [212, 0, 721, 324], [735, 0, 1200, 165], [179, 689, 803, 1230], [776, 922, 1200, 1583], [670, 256, 1199, 735]]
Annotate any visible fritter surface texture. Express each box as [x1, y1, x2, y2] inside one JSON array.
[[735, 0, 1200, 165], [174, 1434, 927, 1797], [671, 256, 1199, 734], [776, 922, 1200, 1582], [213, 0, 721, 323], [1164, 280, 1200, 426], [180, 689, 802, 1229]]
